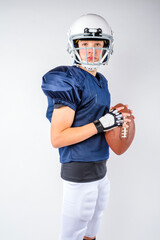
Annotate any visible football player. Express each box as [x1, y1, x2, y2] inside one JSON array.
[[41, 13, 131, 240]]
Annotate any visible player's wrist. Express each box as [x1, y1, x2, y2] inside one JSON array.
[[93, 120, 104, 133]]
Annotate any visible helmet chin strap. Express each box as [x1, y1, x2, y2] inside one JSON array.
[[76, 63, 98, 71], [82, 64, 98, 71]]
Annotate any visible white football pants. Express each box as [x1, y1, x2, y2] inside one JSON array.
[[59, 175, 110, 240]]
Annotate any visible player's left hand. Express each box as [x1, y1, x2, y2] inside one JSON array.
[[110, 104, 134, 129], [124, 104, 135, 120], [110, 104, 135, 120]]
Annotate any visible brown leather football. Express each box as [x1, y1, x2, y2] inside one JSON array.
[[105, 103, 135, 155]]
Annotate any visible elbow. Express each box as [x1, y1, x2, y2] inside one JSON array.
[[51, 138, 60, 148], [51, 142, 59, 149], [51, 127, 69, 148], [51, 134, 63, 148]]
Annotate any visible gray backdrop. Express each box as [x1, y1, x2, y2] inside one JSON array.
[[0, 0, 160, 239]]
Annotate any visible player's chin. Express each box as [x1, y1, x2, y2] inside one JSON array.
[[87, 59, 99, 64]]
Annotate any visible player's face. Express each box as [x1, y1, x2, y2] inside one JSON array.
[[78, 40, 104, 63]]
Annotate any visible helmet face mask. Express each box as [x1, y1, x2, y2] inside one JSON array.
[[67, 14, 114, 71]]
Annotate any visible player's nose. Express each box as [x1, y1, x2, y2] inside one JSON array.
[[87, 47, 94, 54]]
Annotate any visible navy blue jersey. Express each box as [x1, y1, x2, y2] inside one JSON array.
[[41, 65, 111, 163]]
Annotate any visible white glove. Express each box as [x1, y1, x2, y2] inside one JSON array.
[[93, 109, 123, 133]]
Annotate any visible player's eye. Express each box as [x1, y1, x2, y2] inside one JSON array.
[[95, 43, 102, 47], [81, 43, 88, 46]]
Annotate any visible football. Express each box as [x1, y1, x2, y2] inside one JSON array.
[[105, 103, 135, 155]]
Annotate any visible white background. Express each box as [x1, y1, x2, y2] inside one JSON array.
[[0, 0, 160, 239]]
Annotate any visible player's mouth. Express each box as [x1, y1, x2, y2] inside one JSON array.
[[88, 56, 99, 61], [87, 56, 93, 61], [87, 56, 99, 62]]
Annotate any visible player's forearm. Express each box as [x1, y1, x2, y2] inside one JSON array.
[[51, 122, 98, 148]]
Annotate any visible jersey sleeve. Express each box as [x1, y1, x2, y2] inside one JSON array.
[[41, 68, 82, 122]]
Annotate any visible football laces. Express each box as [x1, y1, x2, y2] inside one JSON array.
[[121, 126, 128, 138]]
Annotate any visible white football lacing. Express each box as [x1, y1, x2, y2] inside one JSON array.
[[121, 127, 128, 138]]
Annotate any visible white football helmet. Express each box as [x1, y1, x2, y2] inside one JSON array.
[[67, 13, 114, 71]]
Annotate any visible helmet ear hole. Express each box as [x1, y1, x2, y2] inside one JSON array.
[[74, 39, 79, 48], [73, 40, 80, 60], [104, 40, 110, 48]]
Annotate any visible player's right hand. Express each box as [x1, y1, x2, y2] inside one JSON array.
[[93, 108, 123, 133]]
